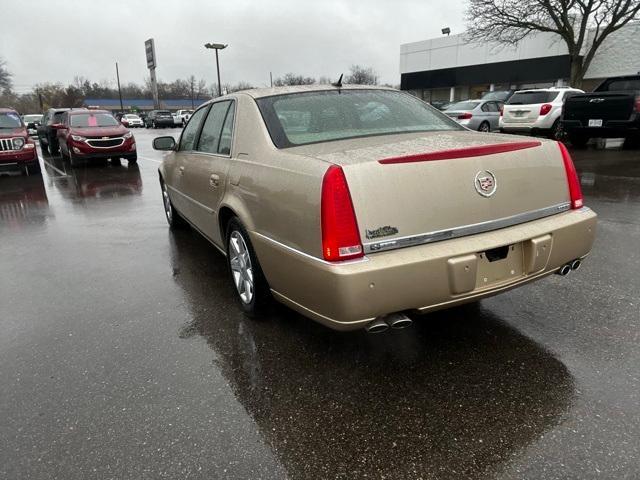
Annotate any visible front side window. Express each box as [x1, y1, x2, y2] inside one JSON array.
[[179, 106, 209, 151], [70, 113, 119, 127], [257, 89, 462, 148], [197, 101, 232, 154]]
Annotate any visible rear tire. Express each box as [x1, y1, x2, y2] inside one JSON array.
[[549, 119, 563, 140], [478, 121, 490, 133], [127, 156, 138, 164], [226, 217, 270, 316], [160, 178, 187, 229]]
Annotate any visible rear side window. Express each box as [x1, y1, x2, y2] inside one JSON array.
[[447, 101, 480, 111], [507, 91, 559, 105], [597, 78, 640, 92], [217, 105, 235, 155], [197, 101, 231, 154], [179, 106, 209, 151]]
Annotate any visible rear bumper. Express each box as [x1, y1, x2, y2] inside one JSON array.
[[252, 208, 597, 331]]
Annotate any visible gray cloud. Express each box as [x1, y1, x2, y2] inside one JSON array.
[[2, 0, 465, 92]]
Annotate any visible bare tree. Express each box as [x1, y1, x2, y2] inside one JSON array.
[[0, 58, 13, 93], [345, 65, 378, 85], [465, 0, 640, 88], [273, 73, 315, 86]]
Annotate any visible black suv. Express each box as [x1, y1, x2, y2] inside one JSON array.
[[145, 110, 174, 129], [37, 108, 70, 153], [562, 75, 640, 147]]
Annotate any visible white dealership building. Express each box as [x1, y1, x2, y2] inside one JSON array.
[[400, 22, 640, 102]]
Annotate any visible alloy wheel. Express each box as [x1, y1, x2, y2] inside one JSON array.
[[162, 182, 172, 223], [229, 231, 254, 304]]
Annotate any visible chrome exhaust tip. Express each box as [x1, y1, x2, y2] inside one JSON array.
[[570, 259, 581, 271], [365, 318, 389, 334], [386, 312, 413, 330], [557, 264, 571, 276]]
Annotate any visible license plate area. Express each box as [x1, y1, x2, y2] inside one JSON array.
[[588, 119, 603, 127], [476, 243, 524, 289]]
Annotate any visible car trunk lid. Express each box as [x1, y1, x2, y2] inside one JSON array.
[[292, 132, 571, 253], [563, 92, 635, 122]]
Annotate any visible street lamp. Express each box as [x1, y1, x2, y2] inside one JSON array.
[[204, 42, 228, 97]]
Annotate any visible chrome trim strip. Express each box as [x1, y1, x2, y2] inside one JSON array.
[[253, 231, 369, 266], [166, 185, 216, 215], [364, 202, 571, 254]]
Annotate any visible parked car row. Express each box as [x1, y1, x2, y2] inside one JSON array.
[[435, 74, 640, 147]]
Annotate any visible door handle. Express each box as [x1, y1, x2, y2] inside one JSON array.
[[210, 173, 220, 188], [179, 166, 185, 175]]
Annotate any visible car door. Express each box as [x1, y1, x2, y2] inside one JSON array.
[[166, 105, 210, 220], [180, 100, 235, 246]]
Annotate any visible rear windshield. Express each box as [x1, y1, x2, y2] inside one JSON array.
[[156, 111, 172, 115], [507, 91, 559, 105], [23, 115, 43, 122], [70, 113, 119, 127], [257, 90, 462, 148], [597, 78, 640, 92], [125, 114, 139, 119], [445, 101, 480, 111], [0, 112, 22, 129]]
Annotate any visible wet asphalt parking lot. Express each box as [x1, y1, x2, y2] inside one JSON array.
[[0, 129, 639, 480]]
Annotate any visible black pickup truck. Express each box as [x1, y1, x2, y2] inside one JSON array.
[[562, 75, 640, 147]]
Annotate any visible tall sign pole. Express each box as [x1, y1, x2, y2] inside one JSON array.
[[115, 62, 124, 112], [145, 38, 159, 109]]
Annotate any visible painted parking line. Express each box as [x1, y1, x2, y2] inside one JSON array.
[[42, 159, 68, 177], [139, 157, 161, 163]]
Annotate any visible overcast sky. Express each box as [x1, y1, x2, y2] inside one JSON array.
[[2, 0, 466, 93]]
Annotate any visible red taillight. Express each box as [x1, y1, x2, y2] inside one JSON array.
[[321, 165, 363, 261], [634, 95, 640, 113], [457, 112, 472, 120], [558, 142, 583, 209], [499, 106, 504, 117], [540, 104, 552, 115]]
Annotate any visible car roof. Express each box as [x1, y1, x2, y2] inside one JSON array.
[[0, 108, 19, 114], [513, 88, 581, 93], [235, 84, 395, 99]]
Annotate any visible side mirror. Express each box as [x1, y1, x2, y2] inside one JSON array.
[[153, 136, 176, 151]]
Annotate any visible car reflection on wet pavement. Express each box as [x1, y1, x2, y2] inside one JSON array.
[[0, 130, 638, 479]]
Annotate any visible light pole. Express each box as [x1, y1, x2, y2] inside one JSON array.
[[204, 43, 227, 97]]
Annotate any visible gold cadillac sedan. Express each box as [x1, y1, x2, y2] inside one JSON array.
[[154, 85, 596, 332]]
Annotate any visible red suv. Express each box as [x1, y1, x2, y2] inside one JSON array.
[[56, 109, 137, 166], [0, 108, 40, 175]]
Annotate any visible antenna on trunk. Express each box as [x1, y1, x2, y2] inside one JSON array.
[[331, 74, 343, 88]]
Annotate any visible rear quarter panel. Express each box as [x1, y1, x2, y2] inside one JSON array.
[[223, 95, 328, 257]]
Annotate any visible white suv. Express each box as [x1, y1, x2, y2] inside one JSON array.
[[500, 87, 583, 139]]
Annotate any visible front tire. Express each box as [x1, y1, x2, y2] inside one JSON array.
[[226, 217, 270, 316], [160, 178, 187, 229]]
